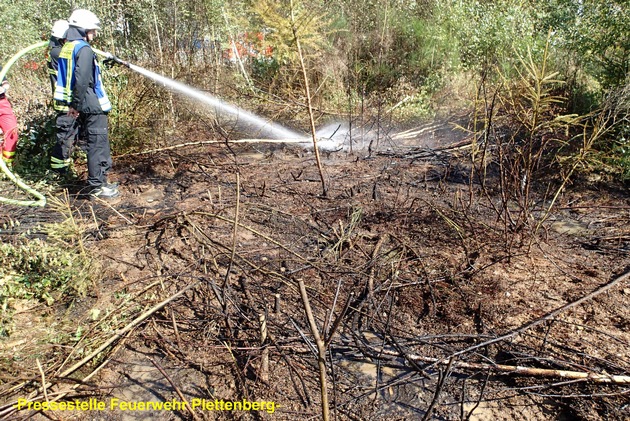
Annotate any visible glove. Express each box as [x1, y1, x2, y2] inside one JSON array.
[[103, 54, 129, 68], [0, 86, 5, 96], [102, 54, 115, 68]]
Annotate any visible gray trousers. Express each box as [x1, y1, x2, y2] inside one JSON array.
[[81, 113, 112, 187]]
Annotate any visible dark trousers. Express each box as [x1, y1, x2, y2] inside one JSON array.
[[80, 113, 112, 187], [51, 112, 79, 163]]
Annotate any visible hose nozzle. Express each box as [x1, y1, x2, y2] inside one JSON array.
[[103, 52, 130, 68]]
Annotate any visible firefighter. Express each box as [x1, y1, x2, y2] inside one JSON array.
[[0, 70, 18, 168], [54, 9, 119, 199], [48, 19, 80, 175]]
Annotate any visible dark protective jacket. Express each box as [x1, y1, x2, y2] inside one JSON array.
[[47, 38, 68, 112], [54, 28, 111, 114]]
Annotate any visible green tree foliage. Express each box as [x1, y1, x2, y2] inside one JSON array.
[[251, 0, 332, 64], [248, 0, 341, 109], [0, 2, 62, 57], [438, 0, 548, 75], [578, 1, 629, 89], [539, 0, 629, 90], [2, 0, 627, 96]]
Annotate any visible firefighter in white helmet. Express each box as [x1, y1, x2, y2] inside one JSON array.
[[47, 19, 80, 176], [54, 9, 119, 199]]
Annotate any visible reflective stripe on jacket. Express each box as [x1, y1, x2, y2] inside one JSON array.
[[54, 40, 111, 113], [48, 42, 69, 112]]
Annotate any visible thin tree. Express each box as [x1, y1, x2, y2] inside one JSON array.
[[289, 0, 327, 196]]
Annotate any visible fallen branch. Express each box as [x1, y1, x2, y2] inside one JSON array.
[[114, 138, 314, 158], [0, 335, 127, 419], [372, 348, 630, 384], [369, 270, 630, 384], [0, 280, 200, 416], [444, 269, 630, 361], [57, 279, 166, 373], [59, 280, 198, 378]]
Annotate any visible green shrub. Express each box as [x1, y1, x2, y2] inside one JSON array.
[[0, 240, 74, 306], [603, 122, 630, 182], [0, 236, 93, 336]]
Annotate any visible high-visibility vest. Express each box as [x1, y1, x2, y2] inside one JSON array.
[[47, 48, 69, 112], [54, 40, 111, 112]]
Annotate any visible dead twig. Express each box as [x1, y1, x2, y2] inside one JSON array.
[[170, 309, 181, 347], [149, 357, 201, 421], [352, 235, 387, 330], [324, 286, 352, 348], [461, 371, 490, 421], [422, 357, 454, 421], [290, 0, 327, 196], [259, 313, 270, 383], [35, 359, 58, 421], [297, 278, 330, 421], [441, 269, 630, 363], [371, 347, 630, 384], [35, 359, 48, 404], [223, 172, 240, 289]]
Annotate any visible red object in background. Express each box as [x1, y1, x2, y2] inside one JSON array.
[[223, 32, 274, 62], [23, 61, 40, 71]]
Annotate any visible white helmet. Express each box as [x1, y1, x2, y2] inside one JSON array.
[[51, 20, 69, 39], [68, 9, 101, 31]]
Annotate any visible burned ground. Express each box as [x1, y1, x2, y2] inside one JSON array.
[[1, 122, 629, 420]]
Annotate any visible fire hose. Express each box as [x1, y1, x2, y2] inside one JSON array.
[[0, 41, 48, 207]]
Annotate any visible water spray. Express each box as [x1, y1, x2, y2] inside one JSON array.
[[92, 49, 345, 150], [94, 48, 303, 140]]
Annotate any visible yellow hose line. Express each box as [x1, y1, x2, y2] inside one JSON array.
[[0, 41, 49, 207], [0, 158, 46, 207]]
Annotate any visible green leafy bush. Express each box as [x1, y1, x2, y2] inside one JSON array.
[[0, 239, 75, 306]]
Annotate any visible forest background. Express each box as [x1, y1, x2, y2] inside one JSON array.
[[0, 0, 628, 178]]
